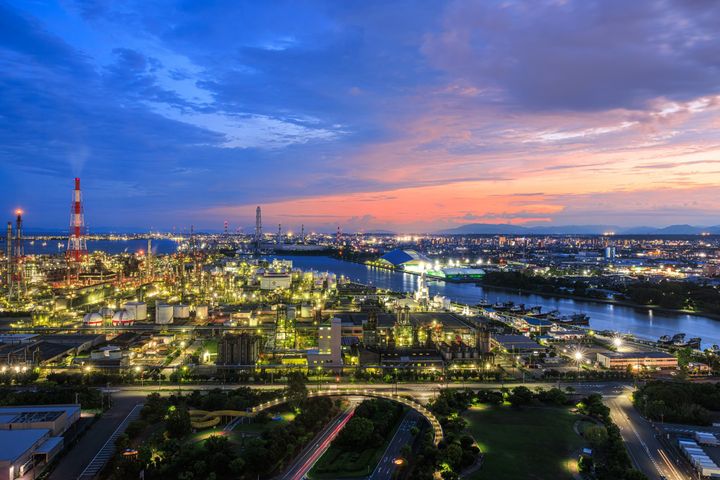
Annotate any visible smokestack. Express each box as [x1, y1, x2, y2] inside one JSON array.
[[255, 206, 262, 252], [67, 177, 88, 262], [5, 221, 11, 290], [146, 237, 153, 277]]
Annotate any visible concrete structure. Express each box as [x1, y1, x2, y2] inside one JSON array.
[[123, 302, 147, 321], [173, 304, 190, 320], [596, 351, 678, 370], [111, 309, 134, 326], [308, 317, 343, 368], [155, 303, 173, 324], [376, 249, 431, 273], [217, 334, 262, 366], [195, 305, 208, 320], [491, 334, 543, 354], [0, 405, 79, 480], [260, 272, 292, 290]]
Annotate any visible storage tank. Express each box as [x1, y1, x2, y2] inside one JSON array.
[[173, 304, 190, 319], [83, 312, 103, 326], [99, 307, 114, 319], [123, 302, 147, 321], [112, 309, 135, 326], [286, 306, 296, 321], [195, 305, 208, 320], [156, 304, 173, 324]]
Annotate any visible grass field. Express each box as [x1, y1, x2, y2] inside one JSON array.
[[464, 404, 586, 480], [186, 410, 296, 450]]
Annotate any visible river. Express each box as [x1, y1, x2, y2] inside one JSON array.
[[268, 255, 720, 348]]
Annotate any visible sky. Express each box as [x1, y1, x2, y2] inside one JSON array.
[[2, 0, 720, 233]]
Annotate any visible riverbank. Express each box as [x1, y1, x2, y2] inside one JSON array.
[[475, 281, 720, 322], [267, 254, 720, 347], [346, 255, 720, 321]]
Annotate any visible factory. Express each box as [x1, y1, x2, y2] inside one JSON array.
[[0, 404, 80, 480]]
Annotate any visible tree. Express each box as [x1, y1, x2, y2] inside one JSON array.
[[583, 425, 609, 448], [335, 417, 374, 448], [508, 386, 533, 408], [442, 444, 463, 469], [287, 371, 308, 407], [166, 405, 192, 438]]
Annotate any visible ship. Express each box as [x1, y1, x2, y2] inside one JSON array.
[[553, 313, 590, 326], [658, 333, 702, 350]]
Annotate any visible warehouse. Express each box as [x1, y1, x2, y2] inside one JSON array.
[[596, 351, 677, 370]]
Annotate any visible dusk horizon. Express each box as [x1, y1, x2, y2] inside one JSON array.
[[3, 1, 720, 232]]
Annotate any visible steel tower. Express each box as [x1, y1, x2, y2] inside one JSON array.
[[66, 177, 88, 262], [5, 221, 11, 292], [10, 210, 25, 298], [254, 206, 262, 252]]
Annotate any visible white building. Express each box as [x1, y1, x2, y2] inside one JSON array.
[[307, 317, 343, 368]]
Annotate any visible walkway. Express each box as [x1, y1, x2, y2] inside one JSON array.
[[76, 403, 144, 480]]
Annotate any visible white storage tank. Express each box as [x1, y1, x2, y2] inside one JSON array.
[[123, 302, 147, 321], [83, 312, 103, 326], [112, 309, 135, 326], [173, 304, 190, 319], [195, 305, 208, 320], [156, 304, 174, 324]]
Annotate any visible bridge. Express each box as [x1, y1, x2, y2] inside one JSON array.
[[190, 388, 444, 445]]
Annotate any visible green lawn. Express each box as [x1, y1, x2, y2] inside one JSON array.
[[464, 404, 586, 480], [186, 410, 296, 450]]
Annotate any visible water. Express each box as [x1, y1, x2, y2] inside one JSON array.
[[0, 238, 179, 255], [268, 255, 720, 348]]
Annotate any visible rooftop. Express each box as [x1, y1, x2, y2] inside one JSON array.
[[0, 429, 48, 462]]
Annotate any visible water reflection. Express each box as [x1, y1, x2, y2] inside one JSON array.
[[271, 255, 720, 348]]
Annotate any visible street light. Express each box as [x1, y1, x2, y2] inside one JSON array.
[[573, 350, 584, 374], [612, 337, 622, 349]]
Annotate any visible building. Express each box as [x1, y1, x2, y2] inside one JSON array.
[[259, 272, 292, 290], [336, 311, 478, 349], [491, 334, 543, 355], [216, 334, 262, 366], [376, 249, 432, 273], [596, 351, 677, 370], [0, 404, 79, 480], [307, 317, 343, 368]]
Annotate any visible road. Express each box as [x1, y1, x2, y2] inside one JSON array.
[[49, 394, 140, 480], [370, 410, 421, 480], [45, 380, 672, 480], [607, 388, 690, 480], [279, 403, 357, 480]]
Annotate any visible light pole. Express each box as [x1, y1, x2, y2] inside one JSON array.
[[135, 366, 143, 387], [574, 350, 584, 374]]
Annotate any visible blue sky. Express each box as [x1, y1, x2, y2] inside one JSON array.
[[2, 0, 720, 233]]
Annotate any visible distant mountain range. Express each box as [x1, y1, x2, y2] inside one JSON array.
[[437, 223, 720, 235]]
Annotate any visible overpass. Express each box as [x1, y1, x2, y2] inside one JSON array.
[[190, 388, 444, 445]]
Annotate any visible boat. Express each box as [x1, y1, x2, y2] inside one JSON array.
[[554, 313, 590, 326], [658, 335, 672, 344], [477, 298, 492, 308], [671, 333, 686, 345], [674, 337, 702, 349]]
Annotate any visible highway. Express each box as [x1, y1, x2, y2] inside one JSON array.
[[370, 410, 421, 480], [279, 403, 357, 480], [607, 387, 690, 480], [46, 380, 688, 480]]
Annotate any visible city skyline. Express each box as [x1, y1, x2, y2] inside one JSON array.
[[3, 1, 720, 232]]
